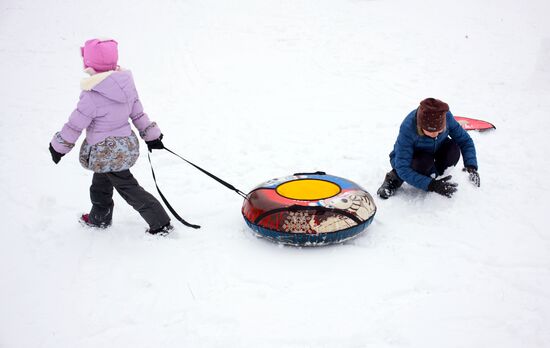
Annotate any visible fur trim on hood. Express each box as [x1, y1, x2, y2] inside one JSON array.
[[80, 66, 126, 91], [80, 70, 115, 91]]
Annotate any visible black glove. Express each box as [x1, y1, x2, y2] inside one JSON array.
[[463, 166, 480, 187], [49, 144, 64, 164], [428, 175, 458, 198], [146, 134, 164, 152]]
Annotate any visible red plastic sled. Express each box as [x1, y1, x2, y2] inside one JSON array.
[[454, 116, 495, 131]]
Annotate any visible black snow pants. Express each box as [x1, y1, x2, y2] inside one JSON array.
[[88, 169, 170, 229], [411, 137, 461, 176]]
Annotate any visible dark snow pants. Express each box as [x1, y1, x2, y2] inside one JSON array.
[[411, 137, 461, 176], [88, 169, 170, 229]]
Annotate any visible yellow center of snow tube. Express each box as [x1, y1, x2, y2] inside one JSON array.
[[276, 179, 341, 201]]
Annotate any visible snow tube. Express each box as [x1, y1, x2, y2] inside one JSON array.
[[242, 172, 376, 246]]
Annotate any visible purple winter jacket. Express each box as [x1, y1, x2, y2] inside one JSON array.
[[50, 70, 161, 155]]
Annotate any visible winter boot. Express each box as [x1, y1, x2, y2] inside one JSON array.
[[79, 214, 111, 228], [377, 169, 404, 199], [146, 223, 174, 236]]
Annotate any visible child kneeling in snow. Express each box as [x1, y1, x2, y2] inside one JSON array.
[[49, 38, 172, 235], [377, 98, 480, 199]]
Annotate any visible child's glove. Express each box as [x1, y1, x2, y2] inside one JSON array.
[[49, 144, 64, 164], [428, 175, 458, 198], [146, 134, 164, 152], [463, 166, 480, 187]]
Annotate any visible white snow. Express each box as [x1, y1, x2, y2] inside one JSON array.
[[1, 0, 550, 347]]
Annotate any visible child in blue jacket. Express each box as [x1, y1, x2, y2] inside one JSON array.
[[377, 98, 480, 199]]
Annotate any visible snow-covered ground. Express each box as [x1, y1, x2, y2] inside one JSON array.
[[1, 0, 550, 347]]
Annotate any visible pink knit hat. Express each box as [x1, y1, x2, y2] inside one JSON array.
[[81, 39, 118, 72]]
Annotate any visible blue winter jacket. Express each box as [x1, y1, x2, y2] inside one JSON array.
[[389, 109, 478, 191]]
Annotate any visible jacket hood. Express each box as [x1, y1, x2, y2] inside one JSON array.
[[80, 70, 133, 103]]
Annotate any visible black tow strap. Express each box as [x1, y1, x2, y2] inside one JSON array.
[[147, 146, 248, 229], [163, 146, 248, 199], [147, 152, 201, 229]]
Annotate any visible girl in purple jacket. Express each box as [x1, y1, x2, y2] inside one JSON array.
[[49, 38, 172, 235]]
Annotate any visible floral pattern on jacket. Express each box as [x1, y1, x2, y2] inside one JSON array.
[[79, 131, 140, 173]]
